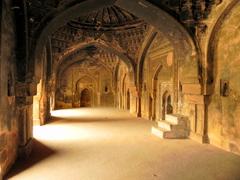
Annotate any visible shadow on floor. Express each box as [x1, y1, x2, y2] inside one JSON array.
[[5, 139, 56, 179]]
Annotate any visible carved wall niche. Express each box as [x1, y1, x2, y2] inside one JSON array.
[[220, 79, 230, 97], [140, 32, 174, 120], [116, 61, 137, 112], [158, 82, 174, 120]]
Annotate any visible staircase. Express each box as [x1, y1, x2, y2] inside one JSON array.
[[151, 114, 189, 139]]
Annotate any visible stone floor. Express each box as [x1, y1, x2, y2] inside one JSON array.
[[5, 108, 240, 180]]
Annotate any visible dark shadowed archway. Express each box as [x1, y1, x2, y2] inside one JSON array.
[[80, 88, 92, 107]]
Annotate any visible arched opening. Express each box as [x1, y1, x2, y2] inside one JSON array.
[[152, 64, 163, 120], [4, 0, 240, 179], [29, 0, 199, 123], [207, 0, 240, 153], [80, 88, 92, 107], [33, 81, 42, 126], [21, 0, 202, 168], [127, 89, 130, 111], [162, 93, 166, 120], [149, 96, 153, 120], [166, 95, 173, 115], [162, 91, 172, 120]]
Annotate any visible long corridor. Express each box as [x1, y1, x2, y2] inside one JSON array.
[[6, 108, 240, 180]]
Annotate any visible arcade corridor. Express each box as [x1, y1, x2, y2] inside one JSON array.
[[5, 108, 240, 180], [1, 0, 240, 179]]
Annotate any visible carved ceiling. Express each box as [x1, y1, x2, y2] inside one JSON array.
[[60, 46, 120, 75], [71, 58, 113, 75], [147, 0, 215, 22], [27, 0, 219, 35], [27, 0, 220, 74], [68, 6, 144, 31], [51, 6, 148, 64]]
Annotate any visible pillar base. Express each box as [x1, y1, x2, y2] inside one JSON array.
[[18, 138, 33, 159], [190, 132, 209, 144]]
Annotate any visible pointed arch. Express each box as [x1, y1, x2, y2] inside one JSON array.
[[207, 0, 240, 93], [56, 40, 136, 74], [137, 28, 158, 89], [32, 0, 198, 85]]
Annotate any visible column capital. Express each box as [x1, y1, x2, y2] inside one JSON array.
[[15, 81, 38, 97]]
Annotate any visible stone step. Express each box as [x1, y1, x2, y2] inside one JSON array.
[[152, 123, 188, 139], [165, 130, 188, 139], [157, 121, 183, 131], [151, 126, 169, 139], [165, 114, 186, 125]]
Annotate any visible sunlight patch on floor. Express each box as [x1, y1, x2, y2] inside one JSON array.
[[7, 108, 240, 180], [33, 125, 94, 141], [50, 108, 88, 118], [33, 108, 131, 141], [50, 107, 134, 119]]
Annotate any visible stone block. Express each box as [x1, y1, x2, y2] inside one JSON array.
[[0, 149, 7, 164], [182, 83, 202, 95], [18, 138, 33, 159], [15, 82, 37, 97], [184, 95, 204, 104], [190, 132, 208, 143], [0, 133, 7, 150], [7, 132, 17, 146], [16, 96, 33, 106]]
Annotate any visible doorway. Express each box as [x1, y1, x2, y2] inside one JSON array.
[[80, 88, 91, 107], [162, 91, 173, 120]]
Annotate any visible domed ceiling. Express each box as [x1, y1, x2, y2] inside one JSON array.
[[51, 5, 148, 64], [68, 5, 144, 31]]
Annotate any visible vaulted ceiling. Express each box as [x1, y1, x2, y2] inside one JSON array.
[[27, 0, 218, 33], [26, 0, 219, 76], [50, 5, 149, 72], [68, 5, 144, 31]]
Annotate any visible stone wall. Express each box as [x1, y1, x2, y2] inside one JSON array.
[[0, 0, 18, 178], [117, 62, 137, 114], [1, 1, 240, 179], [186, 0, 240, 155], [207, 1, 240, 154], [55, 63, 115, 109], [141, 33, 174, 120]]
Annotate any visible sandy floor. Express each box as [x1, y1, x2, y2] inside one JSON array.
[[5, 108, 240, 180]]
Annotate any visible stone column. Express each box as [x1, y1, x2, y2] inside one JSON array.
[[15, 81, 37, 158], [152, 79, 157, 120], [136, 86, 142, 117], [97, 92, 101, 106]]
